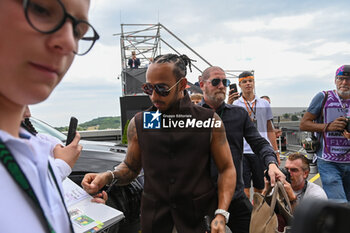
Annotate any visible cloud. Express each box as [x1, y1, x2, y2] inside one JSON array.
[[225, 13, 315, 33], [31, 0, 350, 127], [65, 43, 121, 84], [31, 81, 122, 127]]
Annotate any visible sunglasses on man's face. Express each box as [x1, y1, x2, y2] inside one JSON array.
[[208, 78, 231, 87], [142, 78, 183, 97]]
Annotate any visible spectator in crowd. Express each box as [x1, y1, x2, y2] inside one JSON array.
[[232, 71, 280, 199], [82, 54, 236, 233], [260, 95, 271, 104], [199, 66, 284, 233], [260, 96, 283, 139], [128, 51, 141, 69], [300, 65, 350, 202], [0, 0, 99, 232], [194, 75, 202, 87], [190, 93, 203, 104]]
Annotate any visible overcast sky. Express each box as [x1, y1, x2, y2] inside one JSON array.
[[30, 0, 350, 127]]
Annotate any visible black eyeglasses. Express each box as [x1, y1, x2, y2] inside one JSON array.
[[142, 78, 184, 97], [207, 78, 231, 87], [336, 76, 350, 82], [23, 0, 100, 55]]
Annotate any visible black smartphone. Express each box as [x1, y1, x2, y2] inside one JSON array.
[[229, 83, 238, 93], [66, 117, 78, 146]]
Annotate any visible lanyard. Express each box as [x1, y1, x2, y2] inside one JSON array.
[[243, 97, 256, 120], [0, 140, 74, 233], [333, 90, 349, 116]]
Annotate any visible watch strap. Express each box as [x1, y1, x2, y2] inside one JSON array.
[[214, 209, 230, 223]]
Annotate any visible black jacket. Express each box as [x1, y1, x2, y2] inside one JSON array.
[[199, 101, 277, 200]]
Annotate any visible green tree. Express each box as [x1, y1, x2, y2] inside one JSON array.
[[291, 115, 299, 121], [122, 119, 130, 145], [55, 116, 121, 132], [283, 113, 290, 119]]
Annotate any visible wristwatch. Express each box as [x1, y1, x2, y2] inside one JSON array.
[[268, 160, 279, 167], [214, 209, 230, 224]]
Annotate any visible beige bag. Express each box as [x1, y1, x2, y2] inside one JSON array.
[[249, 181, 293, 233]]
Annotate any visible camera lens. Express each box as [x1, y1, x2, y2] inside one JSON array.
[[280, 168, 291, 183]]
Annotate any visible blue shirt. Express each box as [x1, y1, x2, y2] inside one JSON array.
[[307, 92, 324, 117]]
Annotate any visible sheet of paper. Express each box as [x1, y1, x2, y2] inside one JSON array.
[[63, 178, 90, 206]]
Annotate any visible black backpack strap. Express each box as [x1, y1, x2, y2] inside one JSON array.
[[318, 91, 329, 122], [312, 91, 328, 141]]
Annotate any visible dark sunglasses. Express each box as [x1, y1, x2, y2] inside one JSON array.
[[208, 78, 231, 87], [142, 78, 183, 96]]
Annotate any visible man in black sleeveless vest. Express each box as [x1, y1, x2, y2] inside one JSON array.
[[82, 54, 236, 233]]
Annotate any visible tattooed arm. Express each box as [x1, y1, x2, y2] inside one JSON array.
[[113, 117, 142, 185], [210, 113, 236, 233], [82, 117, 142, 193]]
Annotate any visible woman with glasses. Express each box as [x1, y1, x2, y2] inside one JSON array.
[[0, 0, 99, 232]]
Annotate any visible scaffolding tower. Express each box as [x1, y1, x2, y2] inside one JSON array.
[[114, 23, 252, 96], [114, 23, 252, 132]]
